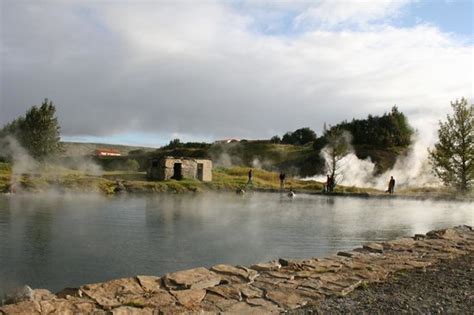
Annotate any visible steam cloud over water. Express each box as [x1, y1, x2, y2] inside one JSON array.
[[306, 129, 440, 190]]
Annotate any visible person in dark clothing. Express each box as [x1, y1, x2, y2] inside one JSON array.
[[247, 169, 253, 185], [279, 172, 286, 190], [327, 175, 335, 193], [388, 176, 396, 194], [325, 175, 331, 193]]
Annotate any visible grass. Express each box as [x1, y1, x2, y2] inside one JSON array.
[[1, 161, 471, 200]]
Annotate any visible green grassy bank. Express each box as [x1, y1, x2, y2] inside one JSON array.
[[1, 162, 470, 200], [0, 162, 377, 195]]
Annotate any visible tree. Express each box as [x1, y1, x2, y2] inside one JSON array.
[[270, 135, 281, 144], [330, 106, 413, 148], [323, 127, 351, 184], [293, 127, 317, 145], [429, 98, 473, 192], [0, 98, 61, 159], [163, 138, 182, 149], [281, 127, 317, 145], [281, 132, 294, 144]]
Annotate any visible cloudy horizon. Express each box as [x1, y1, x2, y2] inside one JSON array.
[[1, 0, 473, 147]]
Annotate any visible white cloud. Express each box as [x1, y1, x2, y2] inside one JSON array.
[[0, 0, 472, 143], [294, 0, 414, 29]]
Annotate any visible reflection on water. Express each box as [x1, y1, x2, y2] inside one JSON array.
[[0, 192, 472, 295]]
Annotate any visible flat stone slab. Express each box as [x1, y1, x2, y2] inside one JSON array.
[[163, 267, 221, 290], [250, 261, 281, 271], [1, 225, 472, 314], [171, 288, 206, 308], [80, 277, 145, 309], [210, 264, 258, 282]]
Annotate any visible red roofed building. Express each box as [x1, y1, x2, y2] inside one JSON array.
[[94, 148, 121, 157]]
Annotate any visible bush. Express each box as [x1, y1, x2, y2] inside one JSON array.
[[123, 159, 140, 171]]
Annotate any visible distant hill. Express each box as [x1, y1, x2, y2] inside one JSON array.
[[60, 140, 405, 177], [60, 142, 156, 157]]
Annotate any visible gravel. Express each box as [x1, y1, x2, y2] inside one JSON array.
[[295, 254, 474, 314]]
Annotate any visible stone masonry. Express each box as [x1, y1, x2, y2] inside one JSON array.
[[147, 157, 212, 182], [1, 225, 473, 314]]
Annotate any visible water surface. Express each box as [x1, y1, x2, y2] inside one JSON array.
[[0, 192, 472, 295]]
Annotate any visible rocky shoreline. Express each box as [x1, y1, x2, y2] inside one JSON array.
[[1, 225, 473, 314], [302, 253, 473, 314]]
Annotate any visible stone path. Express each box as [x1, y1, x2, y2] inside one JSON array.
[[1, 225, 473, 314]]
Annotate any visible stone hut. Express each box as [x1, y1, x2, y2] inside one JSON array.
[[147, 157, 212, 182]]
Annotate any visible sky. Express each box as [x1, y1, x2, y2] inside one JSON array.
[[1, 0, 473, 147]]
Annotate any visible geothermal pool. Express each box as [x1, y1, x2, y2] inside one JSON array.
[[0, 192, 472, 295]]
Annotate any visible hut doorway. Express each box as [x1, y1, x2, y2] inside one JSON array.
[[197, 163, 204, 180], [172, 163, 182, 180]]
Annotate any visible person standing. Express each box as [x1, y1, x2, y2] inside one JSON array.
[[279, 172, 286, 191], [247, 169, 253, 185], [325, 175, 331, 193], [388, 176, 396, 194]]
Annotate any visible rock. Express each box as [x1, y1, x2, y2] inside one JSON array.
[[211, 264, 254, 282], [353, 269, 389, 282], [414, 234, 426, 240], [38, 299, 99, 314], [456, 225, 472, 231], [295, 286, 324, 301], [112, 306, 154, 314], [207, 285, 242, 301], [246, 297, 278, 309], [171, 289, 206, 308], [265, 288, 308, 309], [240, 286, 263, 299], [155, 304, 189, 314], [3, 286, 34, 304], [143, 290, 176, 307], [80, 277, 145, 309], [0, 301, 41, 314], [32, 289, 56, 302], [426, 228, 462, 241], [383, 237, 415, 251], [236, 265, 259, 281], [202, 292, 239, 311], [224, 301, 280, 313], [67, 298, 102, 313], [2, 225, 473, 314], [265, 271, 294, 280], [250, 261, 281, 272], [136, 276, 161, 293], [56, 287, 81, 299], [337, 251, 355, 258], [404, 260, 432, 269], [117, 289, 176, 308], [299, 259, 343, 273], [164, 267, 221, 290], [319, 279, 363, 297], [363, 243, 384, 254], [298, 279, 324, 290]]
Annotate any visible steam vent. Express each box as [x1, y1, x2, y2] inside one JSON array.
[[147, 156, 212, 182], [1, 226, 473, 314]]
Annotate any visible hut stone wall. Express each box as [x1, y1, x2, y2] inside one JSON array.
[[147, 157, 212, 182]]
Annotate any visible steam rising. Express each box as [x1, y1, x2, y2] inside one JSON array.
[[0, 136, 103, 192], [307, 132, 440, 190]]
